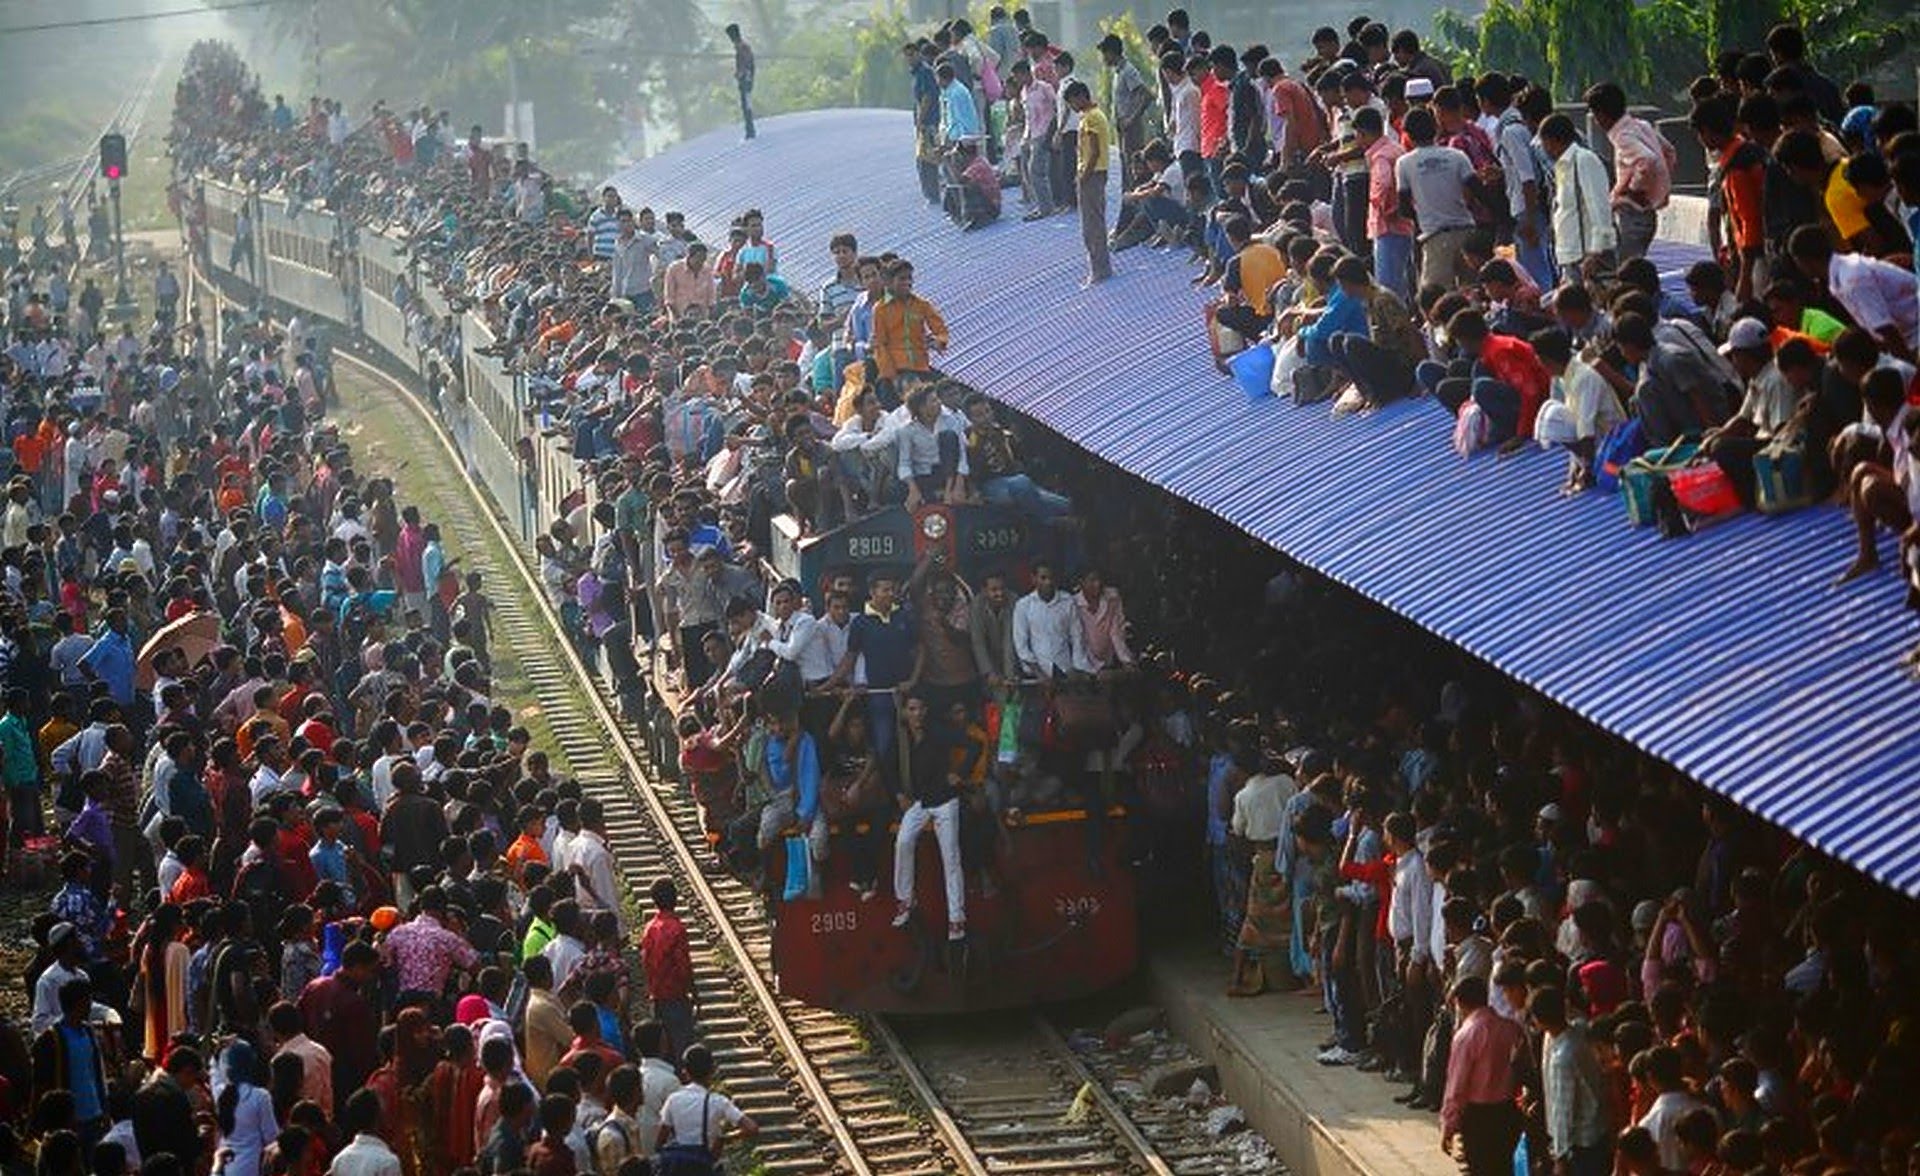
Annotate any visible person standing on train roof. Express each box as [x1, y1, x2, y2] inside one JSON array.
[[727, 23, 757, 141]]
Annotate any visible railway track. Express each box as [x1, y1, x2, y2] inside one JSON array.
[[193, 258, 1262, 1176]]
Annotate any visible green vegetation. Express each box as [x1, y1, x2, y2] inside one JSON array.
[[1433, 0, 1919, 105]]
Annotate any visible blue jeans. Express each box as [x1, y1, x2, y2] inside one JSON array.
[[980, 473, 1071, 520], [1436, 374, 1523, 442], [1024, 137, 1056, 212], [1373, 232, 1413, 305], [1137, 194, 1191, 234], [1320, 931, 1366, 1051], [738, 76, 756, 138], [1513, 205, 1557, 290], [868, 690, 899, 787], [654, 997, 697, 1062]]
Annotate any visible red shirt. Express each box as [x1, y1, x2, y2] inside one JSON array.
[[1339, 854, 1396, 941], [560, 1039, 625, 1077], [296, 718, 337, 757], [169, 867, 213, 905], [278, 684, 314, 727], [638, 910, 694, 1002], [1476, 334, 1551, 438], [1198, 74, 1229, 157]]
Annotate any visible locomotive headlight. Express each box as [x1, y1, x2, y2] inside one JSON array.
[[921, 512, 948, 540]]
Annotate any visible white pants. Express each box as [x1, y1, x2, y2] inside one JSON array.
[[894, 797, 965, 925]]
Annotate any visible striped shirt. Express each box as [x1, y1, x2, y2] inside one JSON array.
[[587, 206, 623, 259], [1541, 1022, 1611, 1158]]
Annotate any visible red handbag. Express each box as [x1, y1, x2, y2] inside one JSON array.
[[1668, 461, 1741, 519]]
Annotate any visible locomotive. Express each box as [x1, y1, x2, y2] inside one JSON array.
[[656, 501, 1142, 1014]]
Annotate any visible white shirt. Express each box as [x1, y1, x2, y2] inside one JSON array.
[[248, 763, 287, 806], [1429, 877, 1450, 969], [370, 753, 400, 809], [32, 960, 88, 1035], [541, 932, 587, 992], [768, 609, 844, 684], [1389, 847, 1435, 962], [1170, 78, 1201, 154], [1638, 1090, 1710, 1172], [637, 1057, 683, 1156], [1011, 589, 1090, 677], [659, 1082, 746, 1148], [570, 829, 623, 929], [1551, 143, 1617, 265], [329, 1133, 403, 1176], [551, 826, 579, 874], [1229, 773, 1295, 842], [1829, 251, 1920, 353]]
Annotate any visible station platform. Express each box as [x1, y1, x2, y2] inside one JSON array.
[[1148, 945, 1456, 1176]]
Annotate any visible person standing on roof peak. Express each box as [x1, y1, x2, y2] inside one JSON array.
[[727, 24, 757, 141]]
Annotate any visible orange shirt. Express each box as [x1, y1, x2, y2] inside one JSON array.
[[504, 832, 549, 882], [1716, 138, 1767, 254], [12, 432, 45, 474]]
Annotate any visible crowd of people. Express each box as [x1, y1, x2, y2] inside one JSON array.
[[0, 16, 1914, 1176], [903, 10, 1920, 1176], [915, 9, 1920, 607], [0, 43, 777, 1176]]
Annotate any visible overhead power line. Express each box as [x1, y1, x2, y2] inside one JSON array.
[[0, 0, 289, 35]]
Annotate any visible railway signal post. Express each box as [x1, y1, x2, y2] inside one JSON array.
[[99, 132, 134, 319]]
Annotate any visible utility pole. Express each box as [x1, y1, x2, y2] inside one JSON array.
[[109, 177, 132, 318]]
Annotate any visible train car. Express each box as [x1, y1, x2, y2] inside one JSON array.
[[767, 500, 1066, 599], [773, 809, 1138, 1013], [648, 500, 1137, 1013]]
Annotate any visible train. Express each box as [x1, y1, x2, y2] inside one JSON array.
[[197, 178, 1141, 1015]]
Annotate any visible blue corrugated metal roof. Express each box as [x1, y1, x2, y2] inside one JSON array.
[[611, 108, 1920, 895]]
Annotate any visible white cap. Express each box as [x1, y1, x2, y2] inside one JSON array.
[[1718, 317, 1771, 356]]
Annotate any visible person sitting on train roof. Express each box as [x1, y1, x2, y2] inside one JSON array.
[[961, 392, 1072, 523], [1414, 308, 1550, 450], [1013, 561, 1093, 680], [895, 383, 970, 510], [782, 408, 849, 533], [1610, 311, 1738, 448], [1834, 367, 1915, 583], [1529, 327, 1626, 495], [829, 384, 899, 510]]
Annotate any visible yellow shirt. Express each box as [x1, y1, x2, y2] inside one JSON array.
[[1825, 165, 1871, 244], [1077, 106, 1112, 177]]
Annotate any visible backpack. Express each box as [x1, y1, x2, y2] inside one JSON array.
[[1452, 402, 1492, 457], [654, 1091, 718, 1176]]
